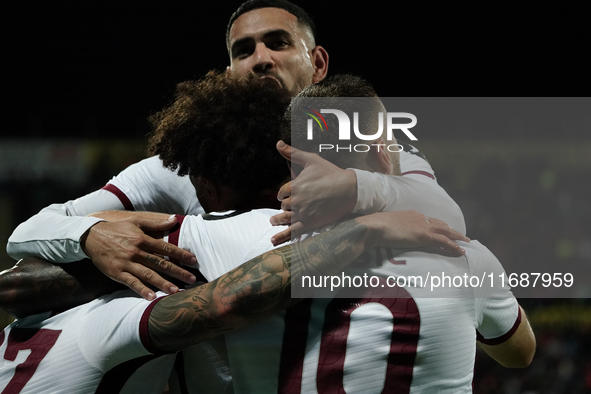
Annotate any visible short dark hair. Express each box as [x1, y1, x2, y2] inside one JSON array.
[[282, 74, 383, 170], [226, 0, 317, 47], [147, 70, 291, 200]]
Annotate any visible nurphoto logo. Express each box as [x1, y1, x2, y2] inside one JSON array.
[[303, 108, 417, 153]]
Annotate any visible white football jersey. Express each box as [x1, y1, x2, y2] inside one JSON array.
[[169, 210, 518, 393], [170, 210, 286, 279], [5, 150, 468, 393], [0, 290, 175, 394], [7, 149, 465, 263], [265, 242, 518, 394]]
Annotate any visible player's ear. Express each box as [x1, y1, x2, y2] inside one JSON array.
[[310, 46, 329, 83], [203, 179, 215, 198], [192, 176, 222, 212], [201, 177, 221, 203], [371, 138, 393, 175]]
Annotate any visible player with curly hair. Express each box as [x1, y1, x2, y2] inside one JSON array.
[[147, 71, 291, 212]]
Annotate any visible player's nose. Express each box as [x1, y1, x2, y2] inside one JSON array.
[[251, 43, 275, 73]]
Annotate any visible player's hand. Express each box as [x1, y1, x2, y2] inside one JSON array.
[[357, 210, 470, 257], [270, 141, 357, 245], [81, 213, 197, 300]]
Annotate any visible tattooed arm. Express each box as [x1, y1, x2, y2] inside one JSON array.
[[149, 210, 467, 353]]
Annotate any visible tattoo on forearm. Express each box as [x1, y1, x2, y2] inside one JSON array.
[[149, 218, 368, 353]]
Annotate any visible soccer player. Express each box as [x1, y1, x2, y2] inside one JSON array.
[[0, 69, 293, 318], [1, 206, 461, 393], [157, 75, 534, 392], [5, 0, 465, 303], [0, 74, 467, 393]]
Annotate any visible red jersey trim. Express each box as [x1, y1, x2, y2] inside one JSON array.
[[167, 215, 185, 248], [401, 170, 436, 180], [102, 184, 135, 211], [167, 215, 185, 265], [476, 306, 522, 345], [139, 296, 167, 355], [165, 215, 208, 285]]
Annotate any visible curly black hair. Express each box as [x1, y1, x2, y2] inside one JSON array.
[[147, 70, 291, 201]]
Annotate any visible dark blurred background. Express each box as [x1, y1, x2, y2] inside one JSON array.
[[1, 1, 590, 392]]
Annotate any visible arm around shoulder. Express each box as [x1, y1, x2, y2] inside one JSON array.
[[353, 169, 467, 235], [147, 216, 372, 353], [147, 210, 468, 353], [0, 257, 123, 318], [6, 189, 123, 262]]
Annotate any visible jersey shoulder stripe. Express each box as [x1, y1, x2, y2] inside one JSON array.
[[401, 170, 435, 180], [102, 184, 135, 210], [167, 215, 208, 285], [476, 307, 521, 345]]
